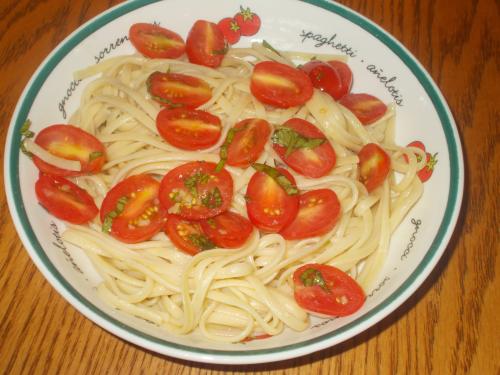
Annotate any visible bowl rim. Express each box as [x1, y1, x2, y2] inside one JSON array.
[[4, 0, 464, 364]]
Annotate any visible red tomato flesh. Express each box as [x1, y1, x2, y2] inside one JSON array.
[[33, 124, 106, 177], [245, 166, 299, 232], [35, 174, 98, 224], [327, 60, 353, 99], [339, 93, 387, 125], [100, 174, 167, 243], [200, 211, 253, 248], [226, 118, 271, 168], [129, 23, 185, 59], [358, 143, 391, 192], [272, 118, 336, 178], [250, 61, 313, 108], [293, 264, 365, 316], [159, 161, 233, 220], [186, 20, 227, 68], [280, 189, 341, 240], [156, 108, 222, 150], [301, 61, 344, 100], [147, 72, 212, 109], [165, 215, 215, 255]]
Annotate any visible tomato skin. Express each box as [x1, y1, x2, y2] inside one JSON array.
[[147, 72, 212, 109], [159, 161, 233, 220], [33, 124, 106, 177], [301, 61, 344, 100], [327, 60, 353, 98], [156, 108, 222, 150], [35, 174, 98, 224], [165, 215, 213, 255], [233, 6, 261, 36], [250, 61, 313, 108], [226, 118, 271, 168], [405, 141, 437, 182], [272, 118, 336, 178], [186, 20, 227, 68], [339, 93, 387, 125], [200, 211, 253, 248], [217, 17, 241, 45], [293, 264, 365, 317], [245, 167, 299, 232], [358, 143, 391, 192], [280, 189, 341, 240], [100, 174, 167, 243], [129, 23, 185, 59]]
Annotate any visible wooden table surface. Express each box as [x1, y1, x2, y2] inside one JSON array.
[[0, 0, 498, 374]]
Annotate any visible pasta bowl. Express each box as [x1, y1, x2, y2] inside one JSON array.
[[4, 0, 463, 364]]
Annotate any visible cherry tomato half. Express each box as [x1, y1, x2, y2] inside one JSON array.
[[280, 189, 341, 240], [250, 61, 313, 108], [100, 174, 167, 243], [245, 166, 299, 232], [358, 143, 391, 192], [156, 108, 222, 150], [272, 118, 336, 178], [129, 23, 185, 59], [159, 161, 233, 220], [226, 118, 271, 168], [200, 211, 253, 248], [165, 215, 215, 255], [147, 71, 212, 109], [293, 264, 366, 317], [301, 61, 344, 100], [186, 20, 227, 68], [35, 173, 98, 224], [339, 93, 387, 125], [33, 124, 106, 177]]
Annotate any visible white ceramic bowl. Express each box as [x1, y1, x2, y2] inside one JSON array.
[[4, 0, 463, 364]]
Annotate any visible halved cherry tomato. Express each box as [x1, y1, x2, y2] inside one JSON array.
[[358, 143, 391, 192], [327, 60, 353, 98], [165, 215, 215, 255], [245, 165, 299, 232], [200, 211, 253, 248], [100, 174, 167, 243], [159, 161, 233, 220], [156, 108, 222, 150], [301, 61, 343, 100], [293, 264, 365, 317], [280, 189, 341, 240], [405, 141, 438, 182], [35, 173, 98, 224], [339, 93, 387, 125], [186, 20, 227, 68], [250, 61, 313, 108], [129, 23, 185, 59], [33, 124, 106, 177], [225, 118, 271, 168], [272, 118, 336, 178], [147, 72, 212, 109]]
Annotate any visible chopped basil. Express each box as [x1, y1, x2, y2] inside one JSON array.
[[201, 187, 222, 209], [206, 218, 217, 229], [102, 196, 128, 233], [215, 125, 246, 172], [184, 172, 210, 197], [251, 163, 299, 196], [262, 40, 282, 57], [272, 127, 326, 157], [146, 72, 183, 109], [88, 151, 103, 162], [188, 233, 215, 251], [300, 268, 329, 292], [212, 43, 229, 55]]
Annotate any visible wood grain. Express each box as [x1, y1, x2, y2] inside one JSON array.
[[0, 0, 498, 374]]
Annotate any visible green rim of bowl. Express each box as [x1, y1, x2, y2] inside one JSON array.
[[6, 0, 462, 359]]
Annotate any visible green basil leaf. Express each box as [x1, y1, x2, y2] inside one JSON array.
[[272, 127, 326, 157], [188, 233, 215, 251], [251, 163, 299, 196], [102, 196, 128, 233], [300, 268, 329, 292], [88, 151, 103, 163], [262, 40, 282, 57]]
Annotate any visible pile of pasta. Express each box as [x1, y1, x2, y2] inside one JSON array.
[[58, 41, 427, 342]]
